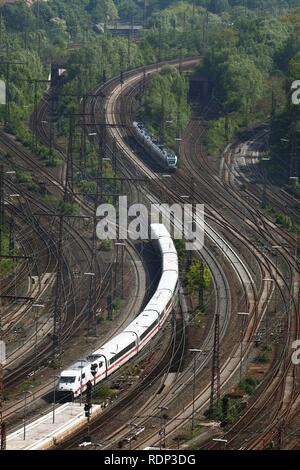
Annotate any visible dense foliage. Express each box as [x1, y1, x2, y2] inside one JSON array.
[[202, 9, 300, 157], [269, 48, 300, 184], [139, 65, 191, 152], [0, 0, 299, 180]]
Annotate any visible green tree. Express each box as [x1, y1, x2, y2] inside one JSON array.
[[223, 54, 264, 124], [85, 0, 118, 23], [186, 258, 211, 306], [1, 0, 35, 33], [140, 65, 191, 153]]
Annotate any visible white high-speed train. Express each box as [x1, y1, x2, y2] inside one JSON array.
[[57, 224, 179, 397], [132, 121, 178, 171]]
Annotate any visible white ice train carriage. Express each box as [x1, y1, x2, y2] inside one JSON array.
[[57, 224, 179, 397], [132, 121, 178, 171]]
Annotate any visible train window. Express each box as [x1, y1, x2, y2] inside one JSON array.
[[109, 342, 135, 365], [59, 376, 76, 384], [140, 319, 158, 340], [98, 362, 103, 368], [82, 373, 85, 379]]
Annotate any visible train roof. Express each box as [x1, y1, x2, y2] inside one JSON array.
[[96, 331, 137, 362], [59, 223, 178, 380], [150, 223, 172, 239], [143, 288, 173, 314], [133, 122, 177, 163], [163, 252, 178, 273], [125, 310, 159, 336], [157, 271, 178, 292], [159, 237, 177, 254]]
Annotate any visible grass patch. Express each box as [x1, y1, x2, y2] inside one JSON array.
[[190, 307, 204, 329], [42, 193, 61, 210], [16, 170, 40, 192], [0, 227, 18, 275], [92, 384, 116, 402], [16, 170, 32, 184], [21, 378, 35, 392], [111, 297, 121, 312]]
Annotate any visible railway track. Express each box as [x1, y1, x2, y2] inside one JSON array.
[[1, 74, 155, 438], [2, 165, 149, 433], [6, 55, 296, 450], [35, 57, 234, 450], [202, 122, 299, 450], [57, 59, 262, 449], [81, 58, 299, 450], [176, 110, 299, 450]]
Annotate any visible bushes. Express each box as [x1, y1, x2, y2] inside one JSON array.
[[100, 239, 113, 252], [190, 307, 204, 329], [275, 211, 300, 234], [92, 383, 116, 402], [254, 353, 270, 364], [206, 115, 240, 155], [58, 201, 80, 216], [0, 226, 17, 275], [139, 65, 191, 154], [78, 180, 97, 195], [16, 170, 32, 184], [16, 170, 40, 192], [240, 377, 260, 396], [276, 211, 293, 230], [13, 124, 62, 167], [111, 297, 121, 312], [185, 258, 211, 294]]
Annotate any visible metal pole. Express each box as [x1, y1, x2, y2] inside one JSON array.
[[53, 214, 64, 366], [5, 62, 9, 129], [237, 313, 249, 385], [129, 423, 135, 451], [34, 307, 38, 377], [159, 410, 163, 450], [239, 322, 244, 385], [23, 393, 28, 441], [52, 376, 56, 424], [49, 94, 55, 165], [34, 81, 38, 152], [192, 354, 196, 431], [275, 252, 278, 313], [266, 282, 269, 344], [80, 360, 83, 406], [121, 245, 124, 299]]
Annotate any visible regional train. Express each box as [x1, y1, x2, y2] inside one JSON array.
[[132, 121, 178, 171], [57, 224, 179, 397]]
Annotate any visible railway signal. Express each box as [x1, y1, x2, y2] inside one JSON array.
[[90, 363, 98, 386], [52, 374, 60, 424], [84, 403, 92, 418], [263, 278, 275, 344], [189, 349, 203, 431], [23, 391, 33, 441], [158, 406, 168, 449], [210, 313, 221, 416], [237, 312, 250, 385], [85, 380, 93, 440]]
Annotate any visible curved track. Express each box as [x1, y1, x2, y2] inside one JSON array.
[[81, 59, 299, 450]]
